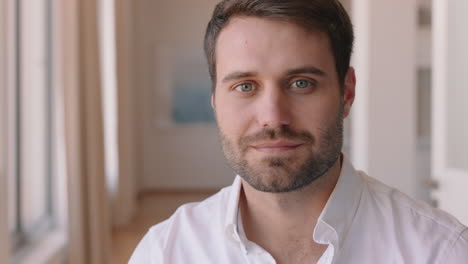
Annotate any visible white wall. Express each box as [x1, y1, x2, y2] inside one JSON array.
[[446, 0, 468, 171], [431, 0, 468, 224], [132, 0, 233, 190], [351, 0, 420, 198]]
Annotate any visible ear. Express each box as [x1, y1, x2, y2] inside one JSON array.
[[211, 94, 215, 109], [342, 67, 356, 118]]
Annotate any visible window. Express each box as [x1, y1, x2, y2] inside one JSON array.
[[5, 0, 65, 262]]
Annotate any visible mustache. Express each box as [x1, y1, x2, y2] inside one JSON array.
[[239, 126, 315, 150]]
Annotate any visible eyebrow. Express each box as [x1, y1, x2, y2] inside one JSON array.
[[221, 71, 258, 83], [220, 66, 327, 84], [286, 66, 326, 77]]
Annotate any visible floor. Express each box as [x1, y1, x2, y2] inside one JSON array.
[[111, 190, 216, 263]]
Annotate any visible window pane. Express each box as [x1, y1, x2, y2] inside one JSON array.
[[18, 0, 53, 234], [7, 0, 20, 236], [11, 0, 52, 241]]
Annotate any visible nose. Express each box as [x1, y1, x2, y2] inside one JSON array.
[[255, 88, 291, 128]]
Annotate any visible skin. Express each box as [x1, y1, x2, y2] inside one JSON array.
[[212, 17, 356, 263]]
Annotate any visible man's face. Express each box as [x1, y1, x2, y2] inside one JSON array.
[[212, 17, 354, 193]]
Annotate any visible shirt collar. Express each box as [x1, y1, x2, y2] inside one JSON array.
[[224, 154, 363, 249], [224, 175, 243, 241], [313, 154, 363, 249]]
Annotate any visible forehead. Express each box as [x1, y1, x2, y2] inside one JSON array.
[[215, 16, 335, 81]]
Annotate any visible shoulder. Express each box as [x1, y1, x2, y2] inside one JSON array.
[[443, 227, 468, 262], [358, 172, 468, 261], [128, 186, 233, 263], [360, 171, 464, 232], [149, 185, 232, 245]]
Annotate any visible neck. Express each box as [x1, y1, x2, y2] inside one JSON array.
[[239, 156, 342, 263]]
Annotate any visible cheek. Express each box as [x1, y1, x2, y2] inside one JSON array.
[[215, 95, 254, 134], [215, 105, 244, 139], [292, 97, 340, 129]]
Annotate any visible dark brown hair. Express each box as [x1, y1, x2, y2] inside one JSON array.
[[204, 0, 354, 93]]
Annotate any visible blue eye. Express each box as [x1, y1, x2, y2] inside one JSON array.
[[235, 83, 254, 93], [292, 80, 311, 89]]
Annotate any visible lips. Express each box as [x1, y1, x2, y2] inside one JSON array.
[[251, 140, 304, 153]]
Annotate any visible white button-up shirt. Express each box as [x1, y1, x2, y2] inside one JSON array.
[[129, 157, 468, 263]]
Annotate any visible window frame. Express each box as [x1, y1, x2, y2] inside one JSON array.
[[11, 0, 55, 253], [1, 0, 68, 262]]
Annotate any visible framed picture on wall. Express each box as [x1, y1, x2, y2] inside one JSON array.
[[154, 44, 215, 128]]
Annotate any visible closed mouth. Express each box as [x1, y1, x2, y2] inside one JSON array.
[[251, 140, 304, 153]]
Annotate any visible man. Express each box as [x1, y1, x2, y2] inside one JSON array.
[[130, 0, 468, 263]]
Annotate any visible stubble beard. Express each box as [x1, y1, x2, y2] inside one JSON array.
[[218, 107, 344, 193]]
